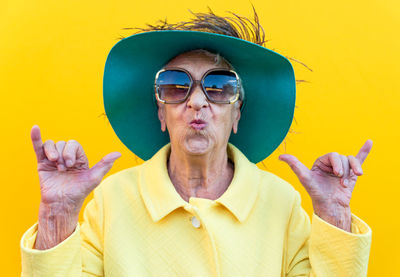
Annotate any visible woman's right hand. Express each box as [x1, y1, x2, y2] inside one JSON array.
[[30, 125, 121, 249]]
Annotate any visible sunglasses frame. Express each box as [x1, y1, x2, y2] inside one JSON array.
[[154, 67, 241, 104]]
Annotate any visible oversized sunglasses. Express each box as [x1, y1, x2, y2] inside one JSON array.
[[154, 67, 241, 104]]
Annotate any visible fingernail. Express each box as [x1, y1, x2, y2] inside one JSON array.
[[66, 160, 73, 167], [339, 169, 343, 176], [343, 179, 349, 186], [58, 164, 66, 171]]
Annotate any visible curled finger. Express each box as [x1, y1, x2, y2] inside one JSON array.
[[56, 141, 67, 171], [43, 140, 58, 162], [327, 152, 343, 177], [348, 155, 363, 176], [63, 140, 79, 167], [339, 154, 350, 177], [339, 154, 351, 187]]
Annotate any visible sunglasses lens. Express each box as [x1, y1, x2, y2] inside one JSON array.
[[203, 71, 238, 102], [156, 70, 190, 102]]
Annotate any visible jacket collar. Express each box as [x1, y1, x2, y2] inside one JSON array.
[[139, 143, 261, 223]]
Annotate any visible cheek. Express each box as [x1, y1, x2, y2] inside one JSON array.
[[164, 106, 188, 133], [211, 108, 235, 133]]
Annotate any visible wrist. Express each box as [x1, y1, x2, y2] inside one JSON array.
[[35, 202, 80, 250], [38, 200, 82, 219], [313, 203, 352, 232]]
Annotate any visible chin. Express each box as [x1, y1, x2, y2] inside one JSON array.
[[182, 137, 212, 155]]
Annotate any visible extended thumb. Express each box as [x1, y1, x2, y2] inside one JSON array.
[[279, 154, 300, 166], [101, 152, 122, 163], [279, 154, 310, 184], [88, 152, 121, 184]]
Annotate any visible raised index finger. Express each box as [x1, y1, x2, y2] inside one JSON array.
[[355, 139, 373, 165], [30, 125, 45, 162]]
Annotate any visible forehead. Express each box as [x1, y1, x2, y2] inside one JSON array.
[[164, 50, 232, 71]]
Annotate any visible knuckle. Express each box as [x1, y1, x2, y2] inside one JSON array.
[[329, 152, 339, 159], [44, 139, 54, 145], [100, 157, 108, 164], [64, 142, 77, 157], [56, 140, 66, 147], [44, 140, 55, 150], [43, 141, 57, 159], [67, 139, 79, 149]]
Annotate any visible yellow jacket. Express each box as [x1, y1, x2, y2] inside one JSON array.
[[20, 143, 372, 276]]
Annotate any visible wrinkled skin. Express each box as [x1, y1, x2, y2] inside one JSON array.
[[30, 125, 121, 249], [279, 140, 373, 231], [30, 50, 373, 248]]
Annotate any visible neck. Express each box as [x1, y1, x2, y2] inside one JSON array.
[[167, 143, 234, 202]]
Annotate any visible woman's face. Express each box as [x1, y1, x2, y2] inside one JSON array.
[[157, 50, 242, 156]]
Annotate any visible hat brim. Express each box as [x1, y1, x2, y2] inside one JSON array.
[[103, 30, 296, 163]]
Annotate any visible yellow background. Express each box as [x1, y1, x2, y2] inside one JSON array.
[[1, 0, 399, 275]]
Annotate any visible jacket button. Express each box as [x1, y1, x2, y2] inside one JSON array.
[[191, 216, 201, 228]]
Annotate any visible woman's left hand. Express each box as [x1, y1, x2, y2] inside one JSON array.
[[279, 139, 373, 232]]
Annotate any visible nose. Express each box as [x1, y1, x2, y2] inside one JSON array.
[[186, 81, 209, 110]]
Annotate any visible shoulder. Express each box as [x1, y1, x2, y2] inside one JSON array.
[[93, 162, 147, 202], [255, 167, 300, 209], [243, 165, 304, 227], [230, 143, 299, 204]]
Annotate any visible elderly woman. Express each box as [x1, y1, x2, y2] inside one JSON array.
[[21, 10, 372, 277]]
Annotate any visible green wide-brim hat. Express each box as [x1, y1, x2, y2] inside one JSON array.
[[103, 30, 296, 163]]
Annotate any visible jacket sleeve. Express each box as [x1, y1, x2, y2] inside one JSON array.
[[20, 186, 105, 277], [285, 191, 372, 277]]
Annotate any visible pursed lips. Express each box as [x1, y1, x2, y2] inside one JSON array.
[[189, 119, 207, 130]]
